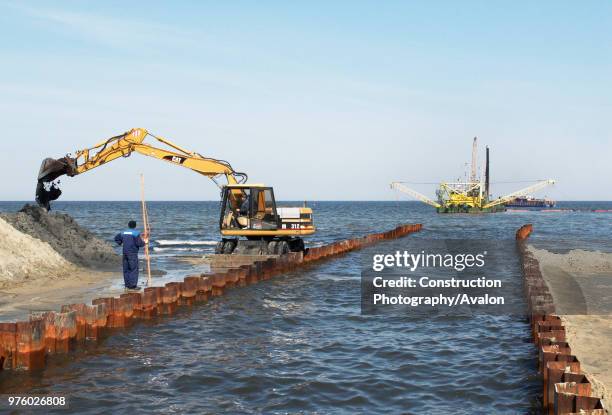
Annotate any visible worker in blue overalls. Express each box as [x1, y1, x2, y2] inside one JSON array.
[[114, 220, 148, 290]]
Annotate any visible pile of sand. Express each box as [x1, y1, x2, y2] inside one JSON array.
[[0, 217, 78, 288], [0, 204, 119, 269]]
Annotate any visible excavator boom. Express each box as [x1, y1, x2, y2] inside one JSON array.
[[36, 128, 247, 209]]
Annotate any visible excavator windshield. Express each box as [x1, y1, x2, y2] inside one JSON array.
[[220, 186, 279, 231]]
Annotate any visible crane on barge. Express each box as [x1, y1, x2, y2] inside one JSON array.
[[391, 137, 555, 213]]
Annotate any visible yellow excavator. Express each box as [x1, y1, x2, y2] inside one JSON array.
[[36, 128, 315, 255]]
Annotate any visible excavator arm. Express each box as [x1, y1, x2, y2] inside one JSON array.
[[36, 128, 248, 210]]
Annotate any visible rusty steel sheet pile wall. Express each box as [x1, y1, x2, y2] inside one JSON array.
[[0, 224, 422, 372], [516, 224, 607, 415]]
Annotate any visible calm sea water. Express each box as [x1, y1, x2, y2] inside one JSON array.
[[1, 201, 611, 414]]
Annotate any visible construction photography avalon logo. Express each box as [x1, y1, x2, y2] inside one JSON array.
[[0, 1, 611, 414]]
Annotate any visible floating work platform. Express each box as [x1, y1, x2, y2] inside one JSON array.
[[203, 254, 278, 271], [436, 204, 507, 214]]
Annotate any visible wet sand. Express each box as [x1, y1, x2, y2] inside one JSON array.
[[0, 269, 124, 323], [0, 264, 178, 323], [529, 246, 612, 409]]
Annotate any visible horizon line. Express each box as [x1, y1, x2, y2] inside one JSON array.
[[2, 199, 612, 203]]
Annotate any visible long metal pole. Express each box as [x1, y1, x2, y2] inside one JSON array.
[[140, 174, 152, 286]]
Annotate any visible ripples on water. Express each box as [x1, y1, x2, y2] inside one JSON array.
[[1, 201, 610, 413]]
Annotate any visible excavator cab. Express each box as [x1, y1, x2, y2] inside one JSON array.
[[217, 184, 314, 255], [220, 185, 279, 231]]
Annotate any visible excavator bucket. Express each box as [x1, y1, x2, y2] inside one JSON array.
[[35, 157, 76, 210]]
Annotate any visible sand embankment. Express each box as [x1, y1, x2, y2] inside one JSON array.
[[0, 206, 122, 321], [0, 204, 119, 269], [529, 246, 612, 408], [0, 216, 76, 288]]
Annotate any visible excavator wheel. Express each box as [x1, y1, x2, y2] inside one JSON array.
[[266, 241, 278, 255], [275, 240, 290, 255], [215, 241, 225, 255], [222, 239, 237, 254]]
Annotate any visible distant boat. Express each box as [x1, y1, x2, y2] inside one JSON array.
[[507, 196, 555, 209]]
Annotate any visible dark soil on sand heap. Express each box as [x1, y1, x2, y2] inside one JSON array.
[[0, 204, 120, 269]]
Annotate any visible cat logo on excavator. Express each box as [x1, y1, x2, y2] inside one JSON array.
[[165, 155, 185, 164]]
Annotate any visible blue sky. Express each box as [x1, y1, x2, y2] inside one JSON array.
[[0, 1, 610, 200]]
